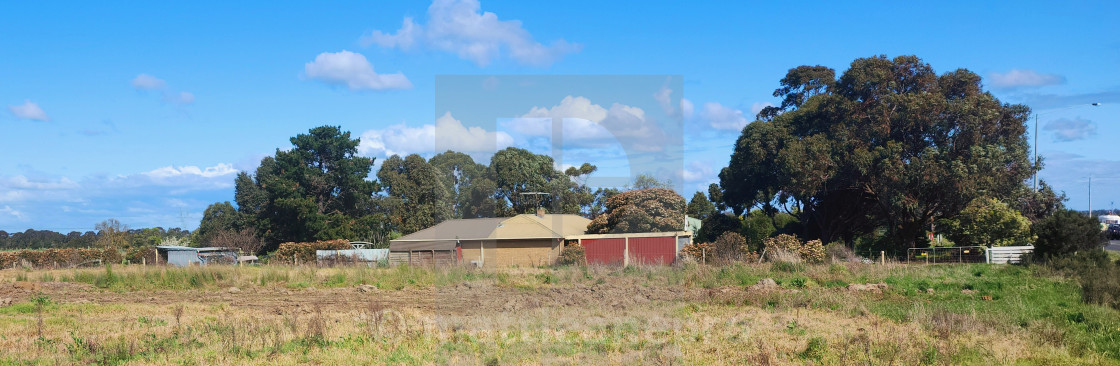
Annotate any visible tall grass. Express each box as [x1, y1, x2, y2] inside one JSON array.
[[4, 262, 1120, 361]]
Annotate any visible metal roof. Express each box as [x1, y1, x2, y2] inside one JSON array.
[[389, 214, 591, 251], [155, 246, 235, 252]]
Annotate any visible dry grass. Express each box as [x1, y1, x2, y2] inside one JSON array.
[[0, 263, 1117, 364]]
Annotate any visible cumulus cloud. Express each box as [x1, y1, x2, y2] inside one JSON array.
[[989, 69, 1065, 89], [680, 161, 713, 182], [8, 100, 49, 121], [142, 163, 237, 180], [130, 74, 195, 106], [304, 50, 412, 90], [359, 112, 513, 157], [750, 102, 774, 116], [131, 74, 167, 90], [362, 0, 581, 67], [701, 102, 748, 130], [160, 91, 195, 106], [0, 163, 238, 230], [654, 84, 692, 120], [0, 206, 24, 220], [1044, 117, 1096, 142], [504, 96, 667, 152]]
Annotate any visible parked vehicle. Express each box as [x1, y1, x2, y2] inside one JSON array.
[[1109, 224, 1120, 240]]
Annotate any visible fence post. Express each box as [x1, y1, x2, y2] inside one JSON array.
[[880, 251, 885, 265]]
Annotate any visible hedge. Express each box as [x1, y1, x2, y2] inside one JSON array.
[[0, 248, 120, 269]]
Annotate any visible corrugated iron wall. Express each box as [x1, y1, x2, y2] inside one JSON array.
[[388, 250, 456, 266], [582, 238, 625, 265], [582, 236, 680, 265], [628, 236, 676, 265]]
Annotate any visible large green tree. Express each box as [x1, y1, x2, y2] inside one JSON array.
[[378, 154, 453, 235], [487, 147, 593, 216], [720, 55, 1033, 248], [429, 151, 506, 218], [193, 201, 246, 246], [236, 126, 379, 251], [686, 191, 716, 220]]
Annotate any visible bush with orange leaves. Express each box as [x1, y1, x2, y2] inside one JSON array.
[[763, 234, 825, 263], [272, 239, 351, 264]]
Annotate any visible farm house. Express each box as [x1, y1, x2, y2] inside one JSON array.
[[388, 212, 691, 267]]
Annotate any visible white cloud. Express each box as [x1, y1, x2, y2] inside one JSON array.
[[167, 91, 194, 105], [359, 112, 513, 157], [131, 74, 167, 90], [142, 163, 237, 179], [0, 163, 238, 230], [989, 69, 1065, 89], [8, 100, 49, 121], [2, 176, 79, 191], [363, 0, 580, 67], [680, 161, 713, 182], [1044, 117, 1096, 142], [681, 99, 694, 120], [363, 17, 419, 50], [304, 50, 412, 90], [654, 84, 692, 120], [0, 206, 24, 220], [131, 74, 196, 106], [750, 102, 773, 116], [701, 102, 748, 130], [505, 96, 666, 151]]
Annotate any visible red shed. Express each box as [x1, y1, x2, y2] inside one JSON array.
[[572, 232, 691, 266]]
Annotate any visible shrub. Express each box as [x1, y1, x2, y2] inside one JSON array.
[[125, 246, 157, 264], [272, 239, 351, 264], [824, 241, 859, 263], [681, 242, 714, 263], [763, 234, 825, 263], [1048, 249, 1120, 309], [556, 244, 586, 266], [0, 248, 115, 269], [940, 197, 1034, 247], [713, 232, 750, 262], [1033, 209, 1106, 259]]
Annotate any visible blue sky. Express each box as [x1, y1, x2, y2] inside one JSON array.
[[2, 0, 1118, 232]]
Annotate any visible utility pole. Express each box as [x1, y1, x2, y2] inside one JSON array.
[[1033, 103, 1101, 191]]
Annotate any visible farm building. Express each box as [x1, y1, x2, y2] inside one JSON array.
[[570, 232, 692, 266], [155, 246, 238, 266], [316, 241, 390, 266], [388, 213, 691, 267]]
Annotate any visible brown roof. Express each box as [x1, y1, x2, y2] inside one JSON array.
[[389, 214, 590, 251]]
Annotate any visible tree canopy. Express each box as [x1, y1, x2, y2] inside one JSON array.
[[235, 126, 380, 252], [720, 55, 1033, 248], [586, 188, 685, 234], [378, 154, 453, 235], [686, 191, 716, 220], [939, 197, 1033, 247]]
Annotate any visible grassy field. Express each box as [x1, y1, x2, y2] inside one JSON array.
[[1, 262, 1119, 365]]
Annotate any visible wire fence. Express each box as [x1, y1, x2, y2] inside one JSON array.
[[906, 246, 986, 264]]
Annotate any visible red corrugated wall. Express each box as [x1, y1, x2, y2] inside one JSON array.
[[629, 236, 676, 265], [582, 238, 625, 265]]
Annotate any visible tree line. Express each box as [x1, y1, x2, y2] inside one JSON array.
[[0, 225, 190, 251], [10, 55, 1097, 259], [194, 126, 660, 253]]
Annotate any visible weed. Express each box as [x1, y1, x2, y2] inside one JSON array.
[[799, 336, 827, 360], [771, 261, 804, 273]]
